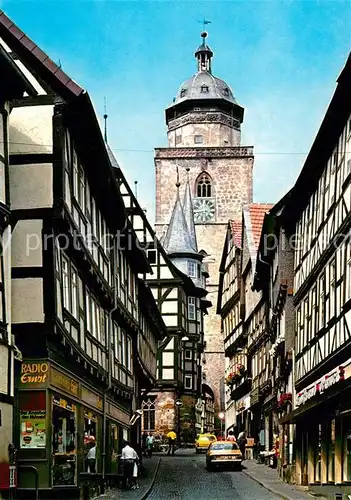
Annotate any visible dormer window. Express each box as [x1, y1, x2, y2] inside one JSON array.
[[180, 89, 187, 97], [201, 85, 209, 93], [223, 87, 229, 96]]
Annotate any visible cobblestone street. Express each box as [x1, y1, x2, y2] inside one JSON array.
[[147, 450, 281, 499]]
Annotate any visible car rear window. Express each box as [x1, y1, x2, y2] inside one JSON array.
[[210, 442, 239, 451]]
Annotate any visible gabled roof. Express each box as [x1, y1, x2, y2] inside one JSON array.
[[0, 10, 84, 100], [243, 203, 274, 267]]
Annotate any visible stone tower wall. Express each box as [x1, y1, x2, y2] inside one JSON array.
[[155, 150, 253, 413]]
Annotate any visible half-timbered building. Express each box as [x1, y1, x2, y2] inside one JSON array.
[[240, 204, 273, 444], [253, 193, 295, 479], [217, 220, 244, 434], [112, 160, 211, 440], [280, 54, 351, 494], [0, 37, 35, 477], [0, 11, 165, 497]]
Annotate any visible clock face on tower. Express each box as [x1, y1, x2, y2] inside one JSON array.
[[193, 198, 216, 223]]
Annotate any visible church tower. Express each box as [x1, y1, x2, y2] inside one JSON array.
[[155, 31, 254, 415]]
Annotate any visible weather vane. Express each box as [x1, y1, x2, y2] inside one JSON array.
[[200, 19, 211, 32]]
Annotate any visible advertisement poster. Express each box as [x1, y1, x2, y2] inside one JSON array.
[[20, 410, 46, 449]]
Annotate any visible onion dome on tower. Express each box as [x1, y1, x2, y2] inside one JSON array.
[[166, 31, 244, 127]]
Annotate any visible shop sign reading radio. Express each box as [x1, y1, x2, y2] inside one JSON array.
[[20, 363, 48, 384]]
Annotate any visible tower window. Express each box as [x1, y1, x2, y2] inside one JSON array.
[[201, 85, 209, 93], [223, 87, 229, 96], [180, 89, 187, 97], [175, 134, 182, 145], [188, 261, 196, 277], [194, 135, 203, 144], [196, 173, 212, 198]]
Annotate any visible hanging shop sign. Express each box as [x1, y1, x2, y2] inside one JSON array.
[[51, 368, 79, 397], [296, 359, 351, 407], [20, 362, 49, 386], [20, 410, 46, 449]]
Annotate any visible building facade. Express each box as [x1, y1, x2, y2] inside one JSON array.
[[155, 31, 254, 418], [280, 54, 351, 495], [114, 159, 211, 440], [0, 11, 164, 498]]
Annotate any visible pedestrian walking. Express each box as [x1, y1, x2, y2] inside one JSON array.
[[146, 432, 154, 457], [121, 441, 139, 489], [237, 431, 247, 460], [166, 429, 177, 456], [227, 430, 236, 442]]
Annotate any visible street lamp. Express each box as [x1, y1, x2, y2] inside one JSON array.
[[218, 411, 225, 439]]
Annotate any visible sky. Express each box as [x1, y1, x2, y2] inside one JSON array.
[[2, 0, 350, 222]]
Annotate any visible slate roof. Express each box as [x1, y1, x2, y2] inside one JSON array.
[[163, 188, 197, 255], [182, 177, 198, 252]]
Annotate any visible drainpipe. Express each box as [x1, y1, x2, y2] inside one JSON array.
[[102, 237, 118, 485]]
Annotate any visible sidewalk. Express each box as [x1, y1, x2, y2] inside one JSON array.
[[95, 455, 160, 500], [243, 461, 327, 500]]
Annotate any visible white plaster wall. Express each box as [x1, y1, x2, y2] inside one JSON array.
[[9, 106, 53, 154], [10, 164, 53, 210], [0, 403, 13, 462], [12, 278, 44, 323], [0, 344, 8, 394], [12, 220, 43, 267]]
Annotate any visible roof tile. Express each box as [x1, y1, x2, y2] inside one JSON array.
[[229, 220, 242, 248], [248, 203, 274, 249], [0, 13, 14, 29], [8, 24, 24, 41]]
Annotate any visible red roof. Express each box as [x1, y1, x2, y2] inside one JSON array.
[[247, 204, 274, 249], [229, 220, 242, 248], [0, 11, 84, 97]]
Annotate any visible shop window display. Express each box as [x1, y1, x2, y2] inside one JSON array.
[[52, 395, 77, 486]]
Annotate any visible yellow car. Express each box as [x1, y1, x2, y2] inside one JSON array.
[[206, 441, 243, 471], [195, 433, 217, 453]]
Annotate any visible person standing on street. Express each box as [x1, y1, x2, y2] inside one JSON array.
[[121, 441, 138, 489], [237, 431, 247, 460], [146, 432, 154, 458], [166, 430, 177, 456], [86, 436, 97, 473]]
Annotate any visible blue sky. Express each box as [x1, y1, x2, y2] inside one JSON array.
[[2, 1, 350, 221]]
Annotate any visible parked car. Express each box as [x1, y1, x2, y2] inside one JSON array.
[[195, 433, 217, 453], [206, 441, 243, 471]]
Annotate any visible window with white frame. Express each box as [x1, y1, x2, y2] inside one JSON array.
[[185, 349, 192, 360], [187, 261, 196, 277], [185, 375, 192, 389], [188, 297, 196, 320]]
